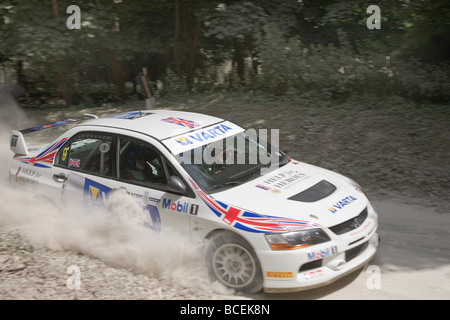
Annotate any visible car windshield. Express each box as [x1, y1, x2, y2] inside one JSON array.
[[178, 130, 289, 193]]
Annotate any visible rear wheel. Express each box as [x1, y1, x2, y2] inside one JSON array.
[[206, 232, 263, 294]]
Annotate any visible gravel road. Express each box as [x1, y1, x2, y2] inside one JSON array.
[[1, 92, 448, 300], [1, 194, 448, 300]]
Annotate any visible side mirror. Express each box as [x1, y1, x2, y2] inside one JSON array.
[[167, 176, 187, 194]]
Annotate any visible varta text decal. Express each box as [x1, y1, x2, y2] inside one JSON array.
[[175, 124, 233, 146], [162, 121, 244, 155], [328, 196, 357, 213]]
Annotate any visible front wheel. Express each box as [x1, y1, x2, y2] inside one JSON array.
[[206, 232, 263, 294]]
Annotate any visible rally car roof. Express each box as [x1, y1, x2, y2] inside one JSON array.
[[79, 110, 226, 141], [10, 109, 241, 157]]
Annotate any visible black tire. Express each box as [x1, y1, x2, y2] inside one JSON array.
[[206, 231, 263, 294]]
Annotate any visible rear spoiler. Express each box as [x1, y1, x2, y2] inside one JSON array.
[[10, 114, 98, 156]]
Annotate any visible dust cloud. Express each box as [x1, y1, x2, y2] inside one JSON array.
[[0, 92, 229, 295]]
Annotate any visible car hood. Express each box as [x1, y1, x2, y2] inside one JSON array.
[[211, 160, 368, 230]]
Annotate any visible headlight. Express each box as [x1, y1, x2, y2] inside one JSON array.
[[265, 228, 330, 250]]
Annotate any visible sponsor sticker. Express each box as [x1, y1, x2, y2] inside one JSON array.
[[163, 121, 244, 155], [265, 271, 295, 279], [190, 204, 199, 215], [15, 167, 41, 185], [11, 135, 18, 147], [349, 220, 373, 236], [99, 143, 110, 153], [162, 198, 196, 214], [162, 117, 200, 129], [303, 269, 325, 280], [174, 123, 234, 146], [83, 178, 112, 206], [328, 196, 357, 213], [307, 246, 338, 261], [68, 158, 81, 168], [261, 169, 309, 191]]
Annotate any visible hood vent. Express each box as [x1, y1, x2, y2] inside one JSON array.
[[288, 180, 336, 202]]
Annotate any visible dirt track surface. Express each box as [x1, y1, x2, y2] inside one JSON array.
[[1, 196, 448, 300], [0, 93, 449, 300]]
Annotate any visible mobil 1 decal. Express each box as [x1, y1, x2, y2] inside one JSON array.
[[161, 197, 199, 215]]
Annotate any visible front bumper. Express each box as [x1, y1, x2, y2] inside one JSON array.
[[258, 205, 380, 293]]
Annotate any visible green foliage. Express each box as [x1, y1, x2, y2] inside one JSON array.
[[396, 0, 450, 63], [1, 0, 449, 105], [202, 2, 268, 41], [252, 25, 303, 95], [393, 60, 450, 103], [251, 26, 395, 99], [160, 69, 189, 95]]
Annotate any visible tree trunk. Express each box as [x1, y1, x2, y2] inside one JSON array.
[[51, 0, 77, 105], [51, 0, 59, 16], [172, 0, 181, 73], [231, 39, 246, 87], [55, 71, 76, 105], [186, 17, 200, 90], [110, 56, 127, 100], [109, 10, 127, 100]]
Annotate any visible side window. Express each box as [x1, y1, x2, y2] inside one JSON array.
[[55, 132, 112, 177], [117, 136, 177, 189]]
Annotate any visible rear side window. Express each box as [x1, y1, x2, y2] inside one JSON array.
[[55, 132, 113, 177]]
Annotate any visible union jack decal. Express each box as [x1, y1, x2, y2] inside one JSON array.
[[161, 117, 200, 129], [68, 158, 81, 168], [13, 138, 68, 168], [188, 178, 320, 233]]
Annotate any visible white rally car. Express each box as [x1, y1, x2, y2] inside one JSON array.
[[9, 110, 379, 293]]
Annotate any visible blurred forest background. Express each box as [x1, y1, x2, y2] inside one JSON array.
[[0, 0, 449, 106], [0, 1, 449, 207]]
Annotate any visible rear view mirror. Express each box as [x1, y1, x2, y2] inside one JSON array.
[[167, 175, 187, 194]]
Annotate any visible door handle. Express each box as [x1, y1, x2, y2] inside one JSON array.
[[53, 173, 68, 183]]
